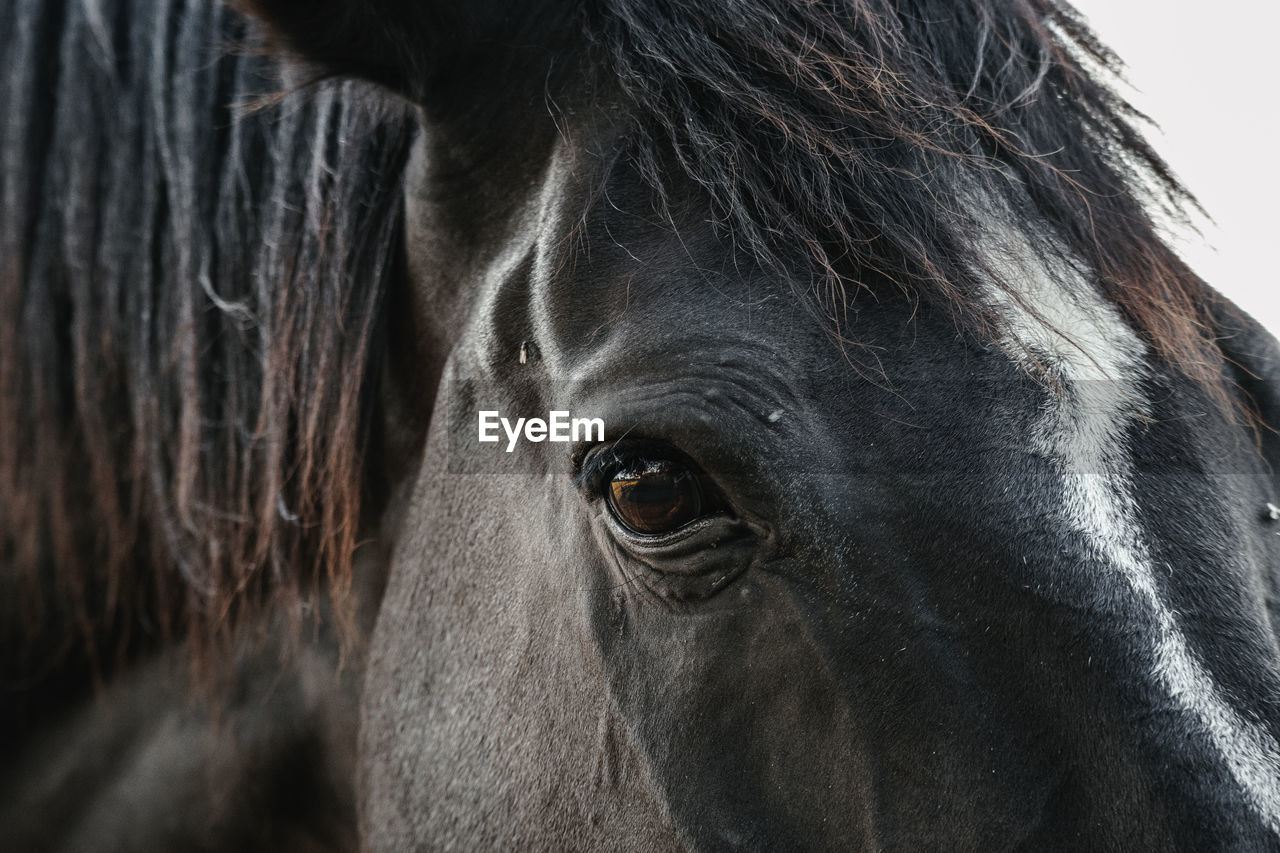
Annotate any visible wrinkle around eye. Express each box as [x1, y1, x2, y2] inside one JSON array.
[[596, 509, 760, 603]]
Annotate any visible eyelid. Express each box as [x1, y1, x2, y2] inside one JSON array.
[[573, 439, 675, 491]]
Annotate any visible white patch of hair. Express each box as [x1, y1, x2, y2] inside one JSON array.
[[988, 232, 1280, 834]]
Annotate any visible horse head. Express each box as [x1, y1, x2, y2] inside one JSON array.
[[209, 0, 1280, 846]]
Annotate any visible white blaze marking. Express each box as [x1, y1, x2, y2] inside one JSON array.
[[990, 244, 1280, 833]]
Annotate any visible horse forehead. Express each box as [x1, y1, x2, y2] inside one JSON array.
[[523, 239, 802, 383]]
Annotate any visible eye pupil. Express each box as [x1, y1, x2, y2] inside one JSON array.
[[607, 459, 703, 534]]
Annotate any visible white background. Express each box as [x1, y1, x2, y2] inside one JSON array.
[[1070, 1, 1279, 333]]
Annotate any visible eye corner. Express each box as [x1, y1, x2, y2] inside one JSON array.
[[570, 441, 624, 492]]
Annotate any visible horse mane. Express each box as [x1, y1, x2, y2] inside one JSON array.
[[588, 0, 1225, 384], [0, 0, 414, 691]]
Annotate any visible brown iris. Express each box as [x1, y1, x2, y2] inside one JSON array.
[[606, 458, 703, 535]]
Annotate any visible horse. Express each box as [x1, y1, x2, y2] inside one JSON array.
[[4, 0, 1280, 849]]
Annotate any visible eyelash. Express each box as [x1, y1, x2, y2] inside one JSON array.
[[573, 441, 670, 491]]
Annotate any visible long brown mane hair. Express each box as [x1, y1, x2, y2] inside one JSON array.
[[0, 0, 414, 720]]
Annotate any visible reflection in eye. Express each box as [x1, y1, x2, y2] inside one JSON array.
[[607, 458, 703, 535]]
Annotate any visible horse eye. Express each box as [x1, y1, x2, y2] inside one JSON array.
[[606, 458, 703, 535]]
